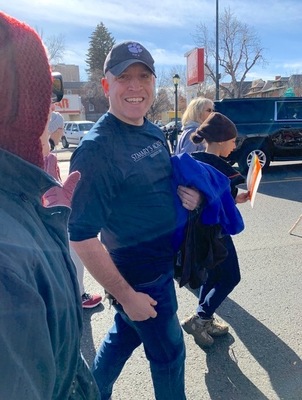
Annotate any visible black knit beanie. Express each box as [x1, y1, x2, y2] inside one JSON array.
[[191, 112, 237, 144]]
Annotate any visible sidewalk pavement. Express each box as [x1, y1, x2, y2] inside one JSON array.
[[54, 147, 74, 162]]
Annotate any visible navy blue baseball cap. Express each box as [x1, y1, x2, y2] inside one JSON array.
[[103, 41, 156, 77]]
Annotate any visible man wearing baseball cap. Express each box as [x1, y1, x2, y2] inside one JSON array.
[[69, 41, 202, 399], [0, 11, 99, 399], [103, 40, 156, 76]]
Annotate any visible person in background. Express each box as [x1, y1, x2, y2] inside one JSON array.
[[0, 11, 100, 399], [180, 112, 250, 347], [174, 97, 214, 155], [166, 124, 173, 151], [47, 111, 103, 309], [68, 41, 202, 400], [48, 111, 64, 151], [169, 124, 179, 153], [70, 246, 103, 308], [162, 125, 169, 142]]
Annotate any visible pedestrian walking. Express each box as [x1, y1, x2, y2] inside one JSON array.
[[181, 112, 250, 347], [169, 124, 178, 153], [68, 40, 202, 400]]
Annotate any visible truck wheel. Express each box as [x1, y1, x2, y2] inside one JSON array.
[[61, 136, 69, 149], [238, 146, 271, 175]]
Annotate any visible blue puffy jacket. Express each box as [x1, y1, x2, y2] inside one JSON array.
[[171, 152, 244, 249]]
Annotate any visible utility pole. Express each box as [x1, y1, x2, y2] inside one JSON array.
[[215, 0, 220, 100]]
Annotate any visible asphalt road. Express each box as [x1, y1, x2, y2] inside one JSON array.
[[57, 149, 302, 400]]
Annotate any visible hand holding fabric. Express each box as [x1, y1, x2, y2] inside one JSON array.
[[44, 153, 80, 207], [177, 185, 203, 210]]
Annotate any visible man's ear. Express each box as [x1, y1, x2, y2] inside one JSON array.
[[101, 78, 109, 97]]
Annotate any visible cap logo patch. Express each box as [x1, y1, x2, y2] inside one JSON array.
[[128, 43, 143, 57]]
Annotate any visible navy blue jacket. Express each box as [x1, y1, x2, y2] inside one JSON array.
[[0, 149, 99, 399]]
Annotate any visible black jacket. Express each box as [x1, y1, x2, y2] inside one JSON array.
[[175, 152, 245, 289]]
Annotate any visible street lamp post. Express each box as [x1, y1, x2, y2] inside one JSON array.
[[173, 74, 180, 126], [172, 74, 180, 153]]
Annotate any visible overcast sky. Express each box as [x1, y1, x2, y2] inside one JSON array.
[[2, 0, 302, 82]]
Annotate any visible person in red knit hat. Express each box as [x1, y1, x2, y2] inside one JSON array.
[[0, 11, 100, 399]]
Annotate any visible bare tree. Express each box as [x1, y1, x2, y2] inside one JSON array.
[[82, 69, 109, 118], [36, 27, 65, 64], [160, 65, 187, 100], [45, 34, 65, 64], [146, 67, 180, 121], [193, 7, 267, 98], [148, 88, 172, 121]]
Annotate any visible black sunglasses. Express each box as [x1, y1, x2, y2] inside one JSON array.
[[51, 72, 64, 103]]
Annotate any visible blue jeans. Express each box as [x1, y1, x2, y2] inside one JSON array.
[[197, 235, 240, 319], [92, 271, 186, 400]]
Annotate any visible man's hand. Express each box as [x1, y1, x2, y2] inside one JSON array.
[[44, 153, 80, 207], [122, 291, 158, 321], [177, 185, 203, 210], [71, 238, 158, 322]]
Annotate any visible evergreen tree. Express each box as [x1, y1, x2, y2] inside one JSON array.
[[85, 22, 115, 79]]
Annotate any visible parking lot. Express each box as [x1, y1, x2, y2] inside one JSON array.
[[56, 149, 302, 399]]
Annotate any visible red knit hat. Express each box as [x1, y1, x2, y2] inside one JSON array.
[[0, 12, 52, 167]]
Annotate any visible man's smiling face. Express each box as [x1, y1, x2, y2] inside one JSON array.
[[102, 63, 155, 126]]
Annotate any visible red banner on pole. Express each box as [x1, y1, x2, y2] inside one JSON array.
[[186, 48, 204, 86]]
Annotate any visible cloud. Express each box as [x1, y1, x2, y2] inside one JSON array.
[[3, 0, 302, 83], [5, 0, 302, 34]]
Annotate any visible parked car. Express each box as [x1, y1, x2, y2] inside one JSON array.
[[214, 97, 302, 174], [61, 121, 94, 148]]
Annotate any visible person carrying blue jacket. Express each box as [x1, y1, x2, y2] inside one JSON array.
[[181, 112, 250, 347], [68, 41, 202, 400]]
